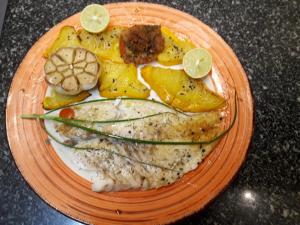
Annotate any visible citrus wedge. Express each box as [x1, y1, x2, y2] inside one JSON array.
[[183, 48, 212, 79], [80, 4, 110, 33]]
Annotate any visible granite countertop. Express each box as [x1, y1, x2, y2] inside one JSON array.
[[0, 0, 299, 224]]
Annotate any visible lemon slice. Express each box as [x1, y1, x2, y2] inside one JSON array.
[[183, 48, 212, 79], [80, 4, 110, 33]]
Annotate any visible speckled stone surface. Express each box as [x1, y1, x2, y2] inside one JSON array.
[[0, 0, 299, 224]]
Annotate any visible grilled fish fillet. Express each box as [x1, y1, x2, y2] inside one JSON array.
[[51, 99, 223, 191]]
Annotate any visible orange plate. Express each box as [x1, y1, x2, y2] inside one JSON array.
[[6, 2, 253, 225]]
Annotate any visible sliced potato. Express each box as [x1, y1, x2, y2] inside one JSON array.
[[157, 27, 195, 66], [43, 89, 91, 110], [99, 59, 125, 91], [44, 26, 81, 58], [78, 27, 124, 63], [141, 66, 225, 112], [44, 47, 99, 95], [99, 60, 150, 98]]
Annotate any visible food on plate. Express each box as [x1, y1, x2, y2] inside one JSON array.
[[44, 47, 99, 95], [23, 95, 236, 191], [54, 102, 223, 144], [183, 48, 212, 79], [59, 108, 75, 119], [80, 4, 110, 33], [27, 98, 233, 191], [99, 60, 150, 98], [62, 137, 217, 191], [22, 13, 234, 192], [119, 25, 164, 64], [78, 27, 124, 63], [43, 26, 81, 58], [141, 66, 225, 112], [157, 26, 195, 66], [43, 89, 91, 110]]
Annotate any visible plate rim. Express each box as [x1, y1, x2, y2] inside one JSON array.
[[6, 2, 254, 225]]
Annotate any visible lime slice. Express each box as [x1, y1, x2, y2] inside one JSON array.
[[80, 4, 110, 33], [182, 48, 212, 79]]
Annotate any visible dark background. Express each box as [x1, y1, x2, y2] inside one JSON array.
[[0, 0, 299, 225]]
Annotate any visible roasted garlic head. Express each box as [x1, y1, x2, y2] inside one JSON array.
[[44, 47, 100, 95]]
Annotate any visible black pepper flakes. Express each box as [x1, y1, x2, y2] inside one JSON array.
[[63, 139, 77, 146]]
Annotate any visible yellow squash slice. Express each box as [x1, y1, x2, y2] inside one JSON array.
[[141, 66, 225, 112], [43, 89, 91, 110], [99, 60, 150, 98], [44, 26, 81, 58], [78, 27, 124, 63], [157, 27, 196, 66]]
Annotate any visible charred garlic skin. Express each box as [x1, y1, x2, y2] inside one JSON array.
[[44, 47, 100, 95]]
